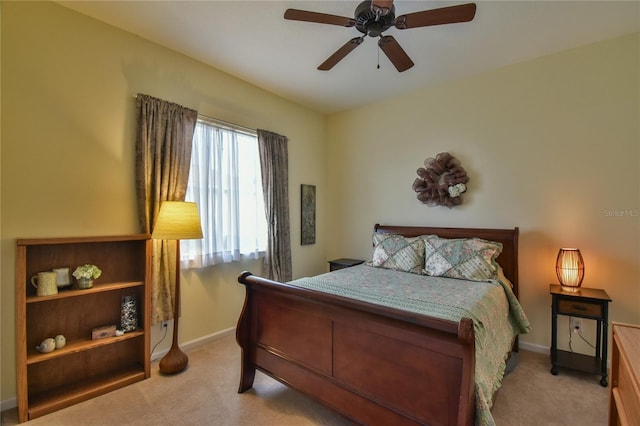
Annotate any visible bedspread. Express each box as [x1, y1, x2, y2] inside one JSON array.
[[289, 265, 530, 426]]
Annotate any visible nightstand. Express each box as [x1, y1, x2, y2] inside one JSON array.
[[550, 284, 611, 386], [328, 258, 365, 272]]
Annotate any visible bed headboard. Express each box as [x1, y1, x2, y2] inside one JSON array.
[[373, 224, 520, 298]]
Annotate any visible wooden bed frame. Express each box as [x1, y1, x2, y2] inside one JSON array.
[[236, 224, 519, 426]]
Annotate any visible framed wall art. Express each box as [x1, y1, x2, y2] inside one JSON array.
[[301, 184, 316, 245]]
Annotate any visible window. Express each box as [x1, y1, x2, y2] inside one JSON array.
[[181, 118, 267, 268]]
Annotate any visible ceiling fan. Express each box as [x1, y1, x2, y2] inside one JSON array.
[[284, 1, 477, 72]]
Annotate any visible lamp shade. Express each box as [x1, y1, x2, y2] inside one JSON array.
[[556, 248, 584, 291], [151, 201, 203, 240]]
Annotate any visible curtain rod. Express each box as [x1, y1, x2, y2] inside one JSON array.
[[197, 115, 256, 136], [132, 95, 256, 135]]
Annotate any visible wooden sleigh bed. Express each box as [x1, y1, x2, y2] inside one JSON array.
[[236, 225, 522, 425]]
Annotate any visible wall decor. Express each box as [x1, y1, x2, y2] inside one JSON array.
[[301, 184, 316, 245], [412, 152, 470, 208]]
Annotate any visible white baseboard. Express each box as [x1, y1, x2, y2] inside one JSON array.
[[1, 397, 17, 412], [518, 340, 549, 354], [1, 327, 237, 412], [151, 326, 235, 361], [518, 339, 611, 369]]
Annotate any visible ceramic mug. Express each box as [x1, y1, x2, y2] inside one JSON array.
[[31, 271, 58, 296], [52, 267, 71, 288]]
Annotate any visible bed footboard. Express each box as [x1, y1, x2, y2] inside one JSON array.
[[236, 271, 476, 426]]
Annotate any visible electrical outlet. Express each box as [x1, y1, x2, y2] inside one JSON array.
[[161, 320, 169, 329], [570, 317, 583, 333]]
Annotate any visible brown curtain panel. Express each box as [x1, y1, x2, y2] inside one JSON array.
[[257, 129, 292, 282], [135, 94, 198, 324]]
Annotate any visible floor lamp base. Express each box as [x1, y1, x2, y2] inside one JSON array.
[[159, 344, 189, 374]]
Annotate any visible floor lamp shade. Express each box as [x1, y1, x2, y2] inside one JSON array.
[[152, 201, 203, 240], [556, 248, 584, 292], [152, 201, 203, 374]]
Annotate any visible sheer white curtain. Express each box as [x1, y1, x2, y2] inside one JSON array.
[[181, 120, 267, 268]]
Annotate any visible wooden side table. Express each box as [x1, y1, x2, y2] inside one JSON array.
[[609, 322, 640, 425], [328, 258, 365, 272], [550, 284, 611, 386]]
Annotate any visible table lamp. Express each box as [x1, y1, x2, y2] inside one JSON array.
[[152, 201, 203, 374], [556, 248, 584, 292]]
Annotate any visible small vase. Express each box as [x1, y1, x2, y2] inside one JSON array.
[[77, 277, 94, 289], [120, 295, 138, 332]]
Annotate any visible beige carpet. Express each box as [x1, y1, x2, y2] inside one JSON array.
[[2, 333, 609, 425]]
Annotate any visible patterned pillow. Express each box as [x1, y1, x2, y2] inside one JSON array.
[[368, 233, 425, 274], [422, 236, 502, 282]]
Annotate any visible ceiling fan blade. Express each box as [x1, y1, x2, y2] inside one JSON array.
[[318, 37, 364, 71], [371, 0, 394, 16], [394, 3, 476, 29], [378, 35, 414, 72], [284, 9, 356, 27]]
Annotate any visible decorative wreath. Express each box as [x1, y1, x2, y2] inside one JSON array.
[[412, 152, 470, 208]]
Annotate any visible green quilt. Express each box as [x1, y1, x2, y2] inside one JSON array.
[[289, 265, 530, 426]]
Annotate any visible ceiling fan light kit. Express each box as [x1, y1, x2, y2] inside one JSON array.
[[284, 1, 476, 72]]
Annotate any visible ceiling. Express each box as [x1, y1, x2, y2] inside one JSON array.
[[57, 1, 639, 114]]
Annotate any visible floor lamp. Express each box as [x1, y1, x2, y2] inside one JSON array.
[[152, 201, 203, 374]]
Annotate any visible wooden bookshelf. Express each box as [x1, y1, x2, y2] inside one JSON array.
[[15, 235, 151, 423]]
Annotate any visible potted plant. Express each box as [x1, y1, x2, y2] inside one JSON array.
[[72, 264, 102, 289]]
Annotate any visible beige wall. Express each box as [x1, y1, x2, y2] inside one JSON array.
[[2, 0, 638, 408], [326, 33, 640, 351], [1, 1, 327, 402]]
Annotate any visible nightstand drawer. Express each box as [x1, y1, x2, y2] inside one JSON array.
[[558, 300, 602, 317]]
